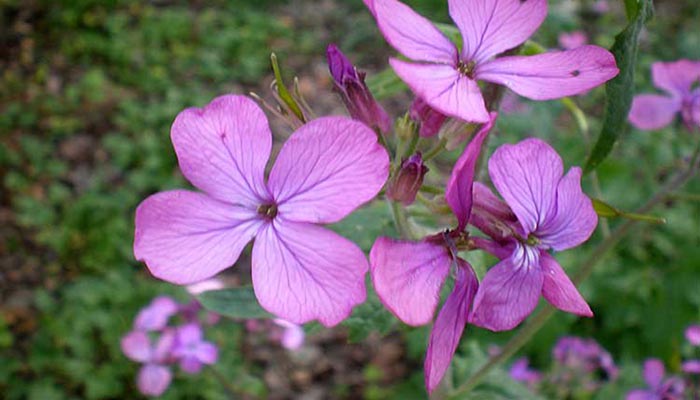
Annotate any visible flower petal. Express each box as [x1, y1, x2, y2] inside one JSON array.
[[446, 112, 497, 230], [390, 59, 490, 123], [448, 0, 547, 63], [643, 358, 665, 389], [252, 220, 368, 327], [625, 390, 657, 400], [268, 117, 389, 224], [134, 190, 262, 285], [538, 167, 598, 251], [179, 357, 204, 374], [540, 253, 592, 317], [137, 364, 172, 397], [478, 46, 619, 100], [134, 296, 179, 331], [425, 262, 478, 393], [488, 138, 563, 234], [373, 0, 456, 64], [194, 342, 218, 365], [628, 94, 680, 130], [652, 60, 700, 97], [470, 257, 543, 331], [121, 331, 152, 363], [171, 94, 271, 206], [176, 323, 203, 345], [369, 237, 452, 326]]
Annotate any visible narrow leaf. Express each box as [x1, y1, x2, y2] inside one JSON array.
[[583, 0, 653, 173], [198, 287, 272, 319], [593, 198, 666, 224], [270, 53, 305, 122]]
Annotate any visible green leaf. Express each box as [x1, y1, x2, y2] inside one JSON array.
[[366, 68, 406, 101], [592, 198, 667, 224], [198, 287, 272, 319], [328, 201, 397, 252], [583, 0, 653, 174]]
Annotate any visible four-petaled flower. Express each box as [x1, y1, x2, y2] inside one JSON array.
[[370, 113, 496, 392], [629, 60, 700, 131], [470, 138, 597, 331], [171, 323, 219, 374], [121, 330, 176, 397], [367, 0, 618, 123], [134, 95, 389, 327]]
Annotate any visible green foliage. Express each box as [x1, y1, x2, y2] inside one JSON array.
[[584, 0, 654, 173], [198, 287, 272, 319]]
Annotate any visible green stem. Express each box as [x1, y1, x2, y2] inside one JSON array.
[[423, 138, 447, 161], [449, 140, 700, 398], [390, 200, 415, 239], [419, 185, 444, 195]]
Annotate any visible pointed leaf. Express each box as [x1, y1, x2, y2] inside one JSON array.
[[584, 0, 653, 173]]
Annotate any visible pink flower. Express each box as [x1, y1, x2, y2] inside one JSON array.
[[134, 296, 179, 332], [368, 0, 618, 123], [410, 97, 448, 137], [134, 95, 389, 327], [370, 113, 496, 392], [683, 360, 700, 374], [685, 324, 700, 346], [171, 323, 218, 374], [627, 359, 685, 400], [509, 357, 542, 388], [629, 60, 700, 130], [121, 330, 175, 397], [470, 138, 597, 331], [559, 31, 588, 50]]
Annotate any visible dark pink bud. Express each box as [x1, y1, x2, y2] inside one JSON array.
[[410, 97, 447, 137], [326, 44, 391, 132], [387, 153, 428, 205]]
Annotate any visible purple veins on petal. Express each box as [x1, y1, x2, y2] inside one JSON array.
[[372, 0, 617, 123], [424, 261, 478, 393], [134, 94, 389, 326], [370, 237, 452, 326]]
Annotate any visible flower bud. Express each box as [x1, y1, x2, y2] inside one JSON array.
[[410, 97, 447, 137], [326, 44, 391, 133], [387, 153, 428, 205]]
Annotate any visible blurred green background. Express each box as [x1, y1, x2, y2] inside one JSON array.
[[1, 0, 699, 398]]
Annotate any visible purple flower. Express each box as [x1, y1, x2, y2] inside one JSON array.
[[686, 324, 700, 346], [134, 296, 179, 332], [367, 0, 618, 123], [410, 97, 448, 137], [134, 95, 389, 327], [559, 31, 588, 50], [552, 336, 618, 380], [172, 323, 218, 374], [629, 60, 700, 130], [627, 359, 685, 400], [370, 113, 497, 392], [121, 330, 175, 397], [683, 360, 700, 374], [510, 357, 542, 388], [386, 152, 428, 205], [326, 44, 392, 133], [470, 139, 597, 331]]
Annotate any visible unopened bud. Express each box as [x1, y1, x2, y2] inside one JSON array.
[[410, 97, 447, 137], [387, 153, 428, 205], [326, 44, 391, 133]]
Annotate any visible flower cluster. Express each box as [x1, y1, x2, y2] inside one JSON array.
[[121, 296, 219, 396], [132, 0, 621, 394], [509, 335, 618, 396]]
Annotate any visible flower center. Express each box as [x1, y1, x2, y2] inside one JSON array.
[[457, 60, 477, 79], [257, 203, 278, 220], [525, 233, 540, 247]]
